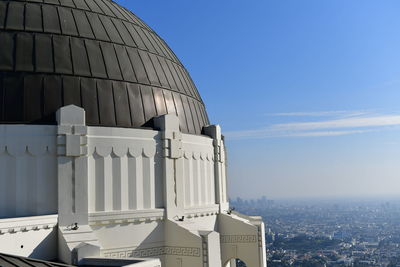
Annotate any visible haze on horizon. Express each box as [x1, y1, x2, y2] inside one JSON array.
[[117, 0, 400, 200]]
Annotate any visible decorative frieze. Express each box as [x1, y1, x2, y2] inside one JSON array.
[[0, 215, 57, 235], [220, 235, 257, 244], [103, 246, 201, 258], [89, 209, 165, 226]]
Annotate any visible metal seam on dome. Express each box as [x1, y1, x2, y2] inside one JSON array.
[[5, 21, 183, 70], [0, 0, 209, 134], [13, 0, 156, 35], [0, 31, 202, 102], [0, 70, 205, 110], [2, 2, 186, 70], [10, 0, 156, 51]]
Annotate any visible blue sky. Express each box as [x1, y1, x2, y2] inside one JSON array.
[[116, 0, 400, 199]]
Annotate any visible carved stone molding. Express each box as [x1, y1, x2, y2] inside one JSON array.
[[220, 235, 257, 243], [103, 246, 201, 258], [0, 215, 58, 235], [89, 209, 165, 227]]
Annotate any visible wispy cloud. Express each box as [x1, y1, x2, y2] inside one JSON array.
[[225, 112, 400, 140], [273, 115, 400, 131], [269, 110, 371, 118]]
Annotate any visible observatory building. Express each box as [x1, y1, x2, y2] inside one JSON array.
[[0, 0, 267, 266]]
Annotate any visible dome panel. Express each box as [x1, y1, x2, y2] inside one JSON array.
[[0, 0, 209, 134]]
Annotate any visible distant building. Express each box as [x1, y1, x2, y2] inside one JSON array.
[[0, 1, 266, 267]]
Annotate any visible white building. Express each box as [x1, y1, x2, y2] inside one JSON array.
[[0, 1, 266, 266]]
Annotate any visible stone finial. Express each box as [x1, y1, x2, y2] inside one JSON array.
[[56, 105, 88, 157], [154, 114, 182, 159], [57, 105, 85, 126]]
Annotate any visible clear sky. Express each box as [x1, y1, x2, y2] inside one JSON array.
[[116, 0, 400, 199]]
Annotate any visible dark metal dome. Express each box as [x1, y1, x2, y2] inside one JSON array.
[[0, 0, 209, 135]]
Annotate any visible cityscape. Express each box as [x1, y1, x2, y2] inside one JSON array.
[[231, 197, 400, 267]]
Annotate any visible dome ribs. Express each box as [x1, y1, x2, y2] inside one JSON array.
[[42, 4, 61, 34], [162, 90, 176, 115], [35, 33, 54, 72], [148, 54, 169, 88], [81, 77, 99, 125], [85, 39, 107, 78], [70, 37, 91, 76], [96, 79, 116, 126], [137, 50, 160, 87], [72, 9, 94, 38], [114, 44, 137, 83], [152, 87, 167, 117], [0, 32, 14, 71], [140, 85, 156, 124], [0, 0, 209, 134], [62, 75, 81, 107], [58, 6, 78, 36], [112, 81, 131, 127], [5, 1, 24, 31], [0, 2, 7, 30], [25, 3, 42, 32], [43, 75, 62, 122], [172, 92, 188, 133], [23, 75, 43, 122], [126, 83, 145, 127], [15, 32, 34, 72], [100, 41, 123, 80]]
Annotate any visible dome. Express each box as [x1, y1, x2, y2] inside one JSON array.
[[0, 0, 209, 135]]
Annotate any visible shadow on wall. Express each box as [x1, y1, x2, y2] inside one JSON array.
[[224, 258, 247, 267], [30, 228, 58, 261]]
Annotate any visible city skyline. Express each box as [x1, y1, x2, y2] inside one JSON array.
[[117, 0, 400, 199]]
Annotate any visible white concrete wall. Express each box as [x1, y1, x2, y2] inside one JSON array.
[[86, 127, 163, 213], [181, 134, 215, 209], [0, 215, 58, 260], [0, 126, 57, 219]]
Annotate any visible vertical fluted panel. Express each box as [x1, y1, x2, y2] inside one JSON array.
[[111, 154, 122, 211], [209, 159, 216, 204], [154, 155, 163, 209], [127, 155, 139, 210], [120, 155, 129, 211], [15, 152, 30, 217], [88, 155, 96, 212], [0, 151, 16, 217], [142, 157, 155, 209], [94, 153, 105, 212], [0, 126, 57, 219], [202, 159, 209, 205], [192, 158, 199, 206], [184, 157, 192, 207]]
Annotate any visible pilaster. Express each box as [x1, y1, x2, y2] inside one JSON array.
[[203, 125, 229, 213], [56, 105, 100, 264], [154, 114, 184, 220]]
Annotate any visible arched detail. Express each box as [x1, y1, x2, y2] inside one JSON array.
[[184, 151, 192, 159], [6, 145, 27, 157], [112, 146, 128, 157], [142, 145, 156, 158], [128, 147, 142, 158], [27, 144, 48, 157], [192, 151, 201, 160], [94, 146, 113, 157]]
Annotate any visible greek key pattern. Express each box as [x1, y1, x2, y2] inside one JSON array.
[[220, 235, 257, 243], [103, 246, 201, 258]]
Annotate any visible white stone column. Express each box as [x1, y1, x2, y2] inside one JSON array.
[[56, 105, 89, 227], [56, 105, 100, 265], [154, 114, 184, 220], [203, 125, 229, 213]]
